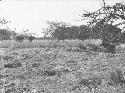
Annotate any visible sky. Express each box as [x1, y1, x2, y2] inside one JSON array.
[[0, 0, 124, 37]]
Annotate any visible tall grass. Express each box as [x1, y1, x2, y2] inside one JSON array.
[[0, 39, 83, 49]]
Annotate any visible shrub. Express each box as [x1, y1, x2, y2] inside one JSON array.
[[4, 63, 22, 68], [78, 43, 87, 50], [32, 63, 40, 68], [86, 44, 101, 52], [72, 76, 102, 91], [15, 35, 24, 42], [101, 42, 116, 54], [28, 35, 35, 42], [43, 70, 56, 76], [108, 68, 125, 87], [2, 55, 13, 61]]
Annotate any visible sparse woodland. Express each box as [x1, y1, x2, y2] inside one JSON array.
[[1, 0, 125, 93]]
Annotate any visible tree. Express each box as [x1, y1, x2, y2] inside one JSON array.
[[69, 26, 81, 39], [81, 0, 125, 53], [79, 25, 91, 40], [52, 26, 66, 40], [0, 19, 14, 41], [0, 29, 11, 40], [42, 21, 70, 39]]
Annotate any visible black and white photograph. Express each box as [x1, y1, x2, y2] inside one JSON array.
[[0, 0, 125, 93]]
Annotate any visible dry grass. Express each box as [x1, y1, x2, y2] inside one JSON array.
[[1, 39, 125, 93], [0, 39, 83, 49]]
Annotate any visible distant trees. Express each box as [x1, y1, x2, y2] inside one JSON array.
[[42, 1, 125, 46], [28, 35, 35, 42], [43, 21, 69, 37], [14, 33, 36, 42], [53, 26, 67, 40], [14, 34, 36, 42], [0, 18, 35, 42], [79, 25, 91, 40], [0, 28, 17, 41], [0, 19, 14, 41], [43, 21, 91, 40], [0, 29, 12, 40], [14, 35, 24, 42], [69, 26, 81, 39], [13, 28, 36, 42]]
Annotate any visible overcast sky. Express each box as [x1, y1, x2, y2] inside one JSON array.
[[0, 0, 124, 37]]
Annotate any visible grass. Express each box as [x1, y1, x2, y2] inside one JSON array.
[[0, 39, 103, 49], [0, 39, 84, 49], [1, 39, 125, 93]]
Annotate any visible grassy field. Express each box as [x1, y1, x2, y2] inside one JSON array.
[[0, 39, 103, 49], [0, 39, 84, 49], [0, 40, 125, 93]]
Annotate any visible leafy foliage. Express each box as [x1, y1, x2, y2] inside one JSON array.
[[43, 21, 69, 37], [108, 68, 125, 87], [81, 1, 125, 53], [4, 62, 22, 68], [0, 29, 12, 40], [72, 76, 102, 91], [83, 2, 125, 26], [79, 25, 91, 40], [28, 35, 35, 42], [0, 19, 14, 40], [44, 21, 91, 40], [78, 43, 87, 50], [15, 35, 25, 42]]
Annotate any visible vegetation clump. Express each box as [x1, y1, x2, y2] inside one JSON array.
[[15, 35, 24, 42], [4, 62, 22, 68], [108, 68, 125, 87], [28, 35, 35, 42], [72, 76, 102, 91]]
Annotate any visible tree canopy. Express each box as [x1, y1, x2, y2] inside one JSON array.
[[82, 0, 125, 44]]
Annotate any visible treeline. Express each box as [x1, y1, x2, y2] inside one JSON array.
[[1, 22, 125, 45], [46, 22, 125, 44], [0, 18, 36, 42], [0, 28, 35, 42]]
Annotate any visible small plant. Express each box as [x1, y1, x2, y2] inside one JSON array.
[[2, 55, 13, 61], [101, 42, 117, 54], [43, 70, 56, 76], [21, 53, 32, 59], [78, 43, 87, 50], [4, 62, 22, 68], [108, 68, 125, 87], [72, 78, 89, 91], [72, 76, 102, 91], [66, 47, 72, 52], [32, 63, 40, 67], [86, 44, 100, 52]]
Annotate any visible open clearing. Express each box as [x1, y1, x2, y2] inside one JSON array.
[[1, 45, 125, 93]]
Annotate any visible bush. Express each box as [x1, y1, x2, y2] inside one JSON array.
[[4, 62, 22, 68], [15, 35, 24, 42], [86, 44, 101, 52], [2, 55, 13, 61], [78, 43, 87, 50], [72, 76, 102, 90], [101, 42, 116, 54], [28, 35, 35, 42], [108, 68, 125, 87]]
